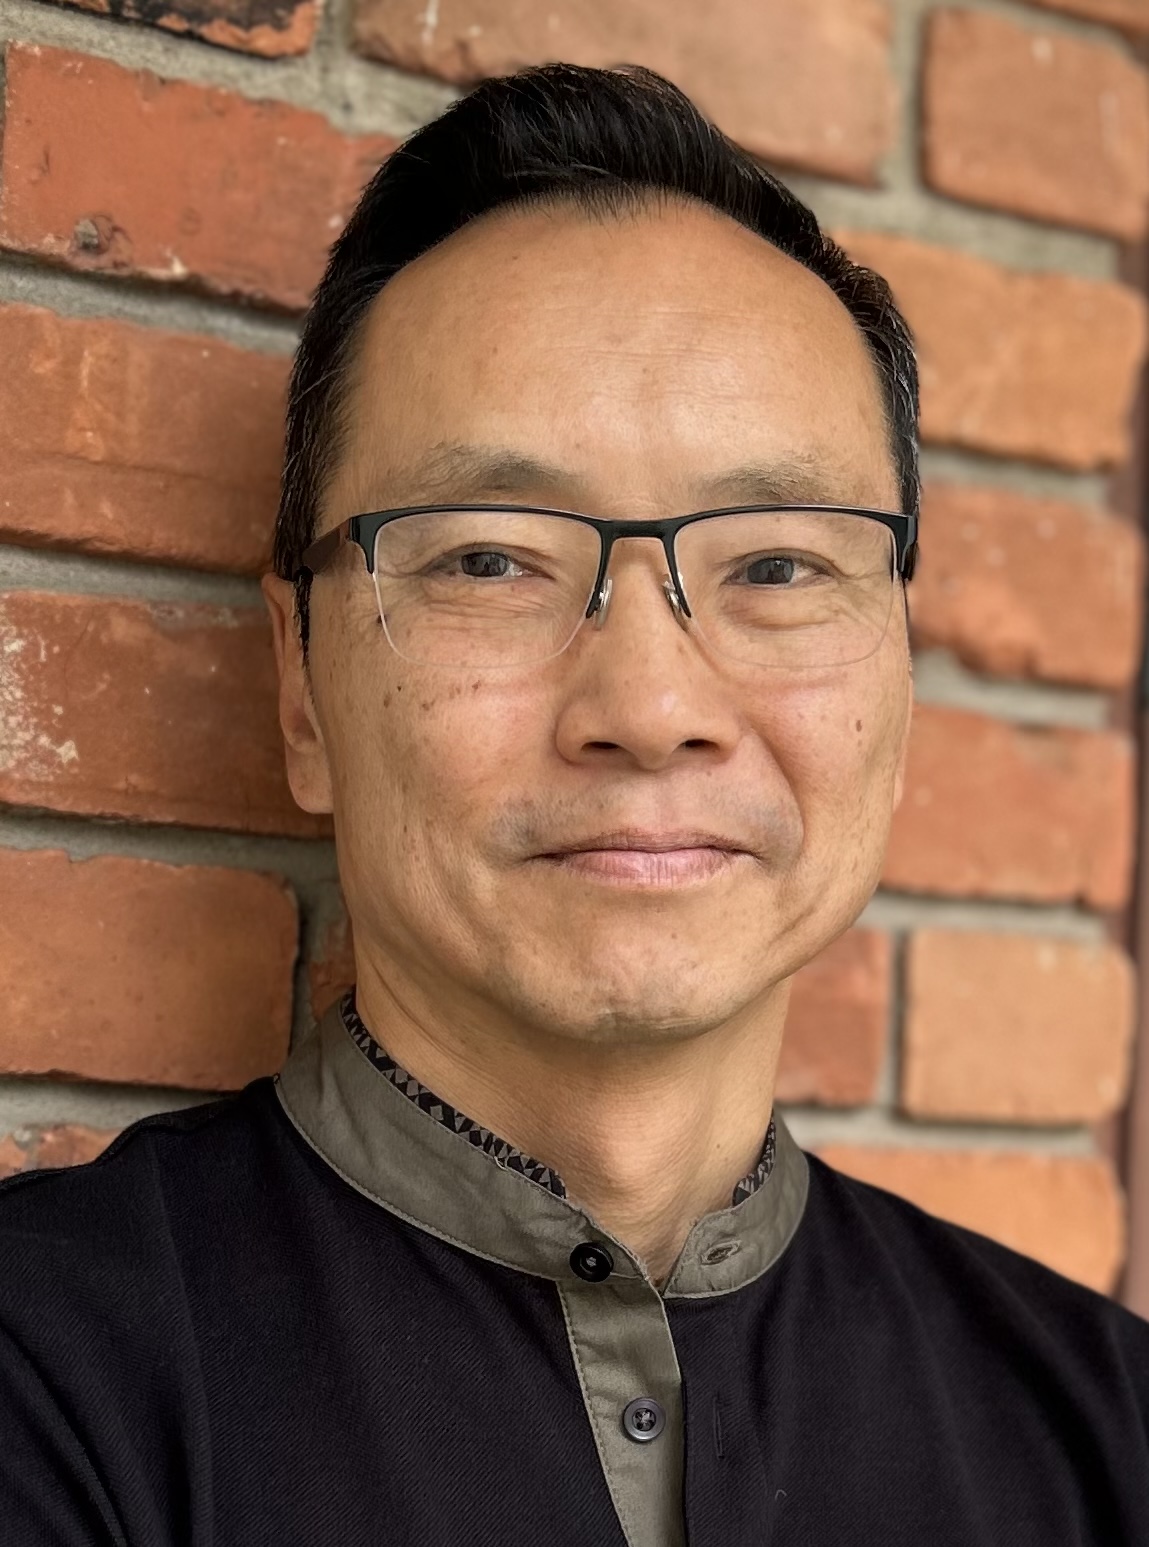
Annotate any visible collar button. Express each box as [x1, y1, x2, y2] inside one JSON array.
[[569, 1242, 614, 1282]]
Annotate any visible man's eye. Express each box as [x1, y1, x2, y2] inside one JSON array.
[[742, 555, 808, 586], [454, 550, 524, 579]]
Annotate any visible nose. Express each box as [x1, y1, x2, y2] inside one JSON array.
[[590, 575, 692, 633], [554, 555, 741, 773]]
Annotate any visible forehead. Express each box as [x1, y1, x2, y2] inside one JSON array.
[[328, 198, 895, 516]]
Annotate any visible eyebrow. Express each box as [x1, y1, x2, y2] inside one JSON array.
[[387, 444, 581, 503], [691, 459, 857, 508], [368, 442, 858, 512]]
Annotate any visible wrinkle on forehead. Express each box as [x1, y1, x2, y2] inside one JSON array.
[[349, 441, 874, 517], [331, 200, 898, 524]]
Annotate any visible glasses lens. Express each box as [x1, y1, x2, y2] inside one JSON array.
[[373, 509, 601, 668], [675, 510, 897, 669]]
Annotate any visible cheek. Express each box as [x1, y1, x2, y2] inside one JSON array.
[[334, 665, 542, 841], [752, 657, 909, 831]]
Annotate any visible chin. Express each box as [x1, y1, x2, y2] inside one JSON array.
[[515, 966, 749, 1047], [579, 1004, 730, 1047]]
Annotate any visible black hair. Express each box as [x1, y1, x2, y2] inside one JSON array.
[[274, 62, 919, 652]]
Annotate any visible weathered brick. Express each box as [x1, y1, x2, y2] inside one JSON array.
[[923, 9, 1149, 239], [32, 1124, 120, 1167], [0, 304, 286, 574], [816, 1145, 1125, 1293], [913, 483, 1144, 689], [0, 45, 395, 310], [1022, 0, 1149, 37], [840, 231, 1147, 470], [46, 0, 320, 56], [903, 931, 1134, 1123], [0, 1136, 26, 1179], [883, 705, 1135, 908], [777, 930, 891, 1106], [0, 847, 296, 1089], [0, 591, 331, 838], [353, 0, 896, 185], [0, 1124, 119, 1179]]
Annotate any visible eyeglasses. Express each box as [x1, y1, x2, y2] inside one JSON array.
[[298, 503, 918, 671]]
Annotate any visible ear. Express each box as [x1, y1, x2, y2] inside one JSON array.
[[261, 573, 334, 815], [892, 651, 913, 812]]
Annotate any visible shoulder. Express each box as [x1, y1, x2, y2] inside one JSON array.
[[0, 1081, 271, 1236], [0, 1083, 297, 1540], [804, 1150, 1149, 1388], [0, 1081, 288, 1337]]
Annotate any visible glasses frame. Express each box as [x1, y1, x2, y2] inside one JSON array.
[[298, 503, 919, 632]]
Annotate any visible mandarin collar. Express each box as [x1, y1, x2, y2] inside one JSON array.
[[275, 997, 809, 1298]]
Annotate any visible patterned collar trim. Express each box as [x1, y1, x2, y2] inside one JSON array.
[[339, 992, 776, 1207], [278, 996, 810, 1297]]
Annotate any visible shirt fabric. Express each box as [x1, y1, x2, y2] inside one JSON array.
[[0, 994, 1147, 1547]]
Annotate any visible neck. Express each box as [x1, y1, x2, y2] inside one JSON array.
[[352, 960, 788, 1286]]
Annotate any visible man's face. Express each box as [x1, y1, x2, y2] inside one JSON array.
[[275, 199, 911, 1048]]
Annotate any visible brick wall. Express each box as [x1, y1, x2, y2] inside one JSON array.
[[0, 0, 1145, 1299]]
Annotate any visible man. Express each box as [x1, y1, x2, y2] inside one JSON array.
[[1, 62, 1146, 1547]]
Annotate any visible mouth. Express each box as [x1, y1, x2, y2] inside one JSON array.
[[536, 831, 751, 888]]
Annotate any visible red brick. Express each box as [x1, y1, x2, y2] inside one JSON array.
[[33, 1124, 121, 1166], [0, 1124, 119, 1178], [353, 0, 896, 185], [840, 231, 1147, 470], [0, 847, 296, 1089], [1022, 0, 1149, 38], [0, 46, 396, 310], [816, 1144, 1125, 1293], [913, 484, 1144, 689], [883, 705, 1135, 908], [923, 9, 1149, 239], [309, 909, 356, 1021], [0, 1135, 26, 1179], [48, 0, 320, 56], [0, 304, 286, 574], [0, 591, 331, 838], [777, 930, 891, 1105], [903, 931, 1134, 1123]]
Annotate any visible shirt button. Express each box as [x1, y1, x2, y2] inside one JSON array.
[[569, 1242, 614, 1282], [622, 1397, 666, 1443]]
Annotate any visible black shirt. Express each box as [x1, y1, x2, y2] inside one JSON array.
[[1, 996, 1147, 1546]]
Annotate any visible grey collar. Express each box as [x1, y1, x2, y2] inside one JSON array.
[[275, 998, 809, 1298]]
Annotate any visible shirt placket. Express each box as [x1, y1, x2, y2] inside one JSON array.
[[558, 1269, 685, 1547]]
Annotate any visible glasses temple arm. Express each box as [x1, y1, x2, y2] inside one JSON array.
[[295, 524, 346, 581]]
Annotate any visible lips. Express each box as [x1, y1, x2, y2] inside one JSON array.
[[538, 838, 746, 886], [545, 829, 748, 857]]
